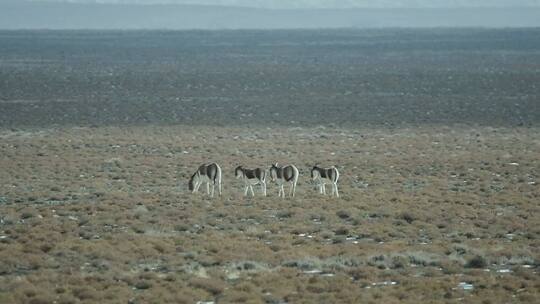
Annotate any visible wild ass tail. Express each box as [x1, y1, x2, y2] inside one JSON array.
[[333, 166, 340, 183], [291, 165, 299, 197], [216, 163, 222, 196]]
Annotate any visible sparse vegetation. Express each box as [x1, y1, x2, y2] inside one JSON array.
[[1, 29, 539, 128], [0, 125, 538, 303], [0, 29, 539, 303]]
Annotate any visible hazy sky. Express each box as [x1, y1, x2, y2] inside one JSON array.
[[3, 0, 540, 29], [26, 0, 540, 9]]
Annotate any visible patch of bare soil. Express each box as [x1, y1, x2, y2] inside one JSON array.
[[0, 125, 538, 303]]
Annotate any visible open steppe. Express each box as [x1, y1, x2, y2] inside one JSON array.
[[0, 125, 538, 303], [0, 29, 539, 303]]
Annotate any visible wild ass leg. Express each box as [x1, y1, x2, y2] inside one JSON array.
[[194, 180, 202, 193], [217, 169, 222, 196], [211, 183, 215, 197], [244, 184, 249, 196], [322, 184, 327, 195], [206, 182, 210, 195], [261, 182, 266, 196], [289, 182, 295, 197], [316, 178, 323, 194], [334, 183, 340, 198]]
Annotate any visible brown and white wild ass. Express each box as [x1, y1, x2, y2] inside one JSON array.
[[269, 163, 299, 198], [311, 165, 340, 197], [234, 166, 267, 196], [188, 162, 222, 197]]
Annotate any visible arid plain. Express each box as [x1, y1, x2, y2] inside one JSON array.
[[0, 29, 539, 303]]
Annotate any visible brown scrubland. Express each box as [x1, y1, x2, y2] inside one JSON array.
[[0, 29, 539, 303], [0, 125, 538, 303]]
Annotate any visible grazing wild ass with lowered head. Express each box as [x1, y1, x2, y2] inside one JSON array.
[[311, 165, 340, 197], [234, 166, 267, 196], [188, 162, 222, 197], [269, 163, 299, 198]]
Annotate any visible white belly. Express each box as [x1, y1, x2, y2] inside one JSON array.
[[199, 175, 213, 183], [245, 178, 262, 185], [274, 178, 291, 185], [314, 176, 332, 184]]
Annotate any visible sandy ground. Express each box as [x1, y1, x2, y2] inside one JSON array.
[[0, 125, 538, 303]]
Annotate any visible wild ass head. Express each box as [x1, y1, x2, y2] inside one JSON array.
[[188, 172, 197, 191], [234, 166, 243, 179]]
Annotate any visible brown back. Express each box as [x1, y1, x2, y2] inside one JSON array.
[[272, 164, 296, 182], [312, 166, 338, 182], [199, 163, 219, 180], [237, 166, 265, 180]]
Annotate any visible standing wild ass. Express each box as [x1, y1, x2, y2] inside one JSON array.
[[311, 165, 340, 197], [189, 162, 222, 197], [234, 166, 267, 196], [269, 163, 299, 198]]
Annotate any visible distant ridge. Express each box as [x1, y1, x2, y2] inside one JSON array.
[[1, 1, 540, 29]]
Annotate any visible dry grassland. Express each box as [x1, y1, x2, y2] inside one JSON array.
[[0, 125, 538, 303]]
